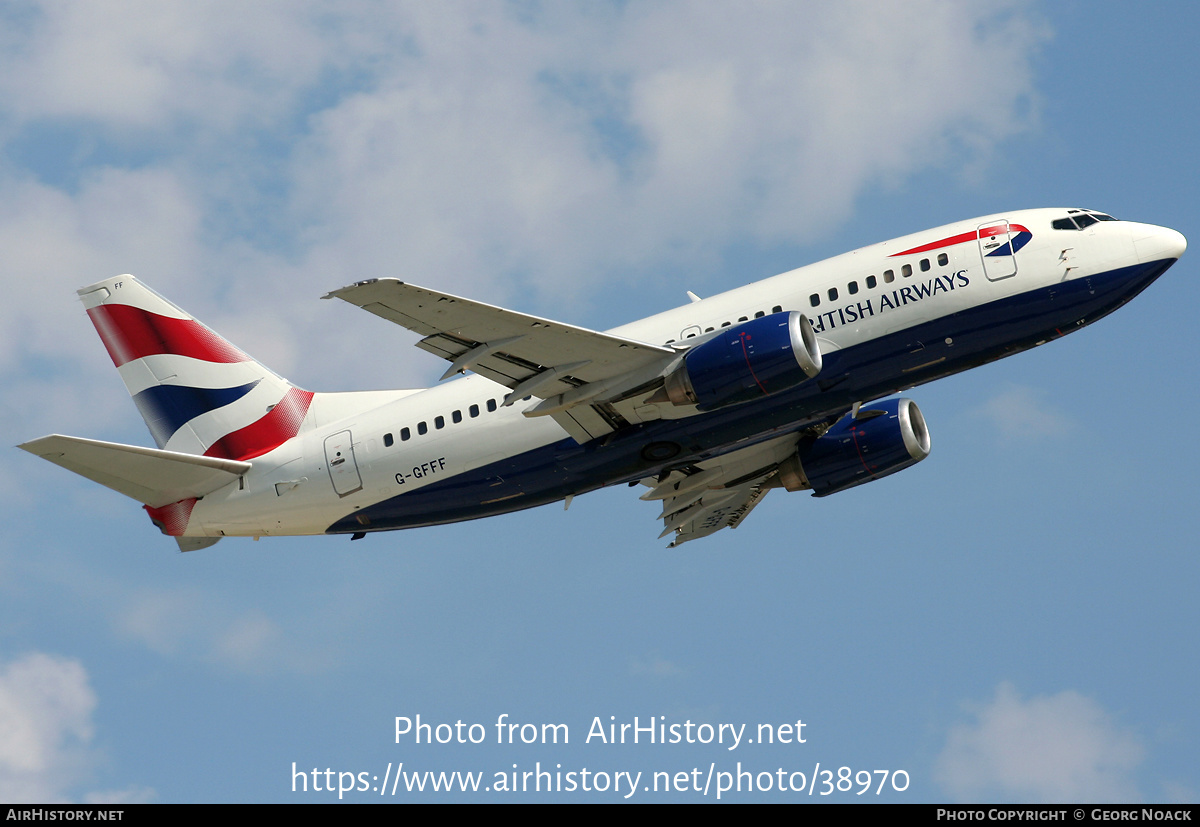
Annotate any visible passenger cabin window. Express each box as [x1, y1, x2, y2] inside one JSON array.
[[401, 427, 411, 441], [738, 316, 748, 322], [884, 269, 895, 283], [452, 410, 462, 424], [827, 288, 838, 301], [866, 275, 877, 289], [848, 281, 859, 295], [435, 416, 444, 430], [487, 399, 497, 412], [901, 264, 912, 278], [383, 433, 394, 447], [417, 421, 428, 435], [937, 253, 948, 266], [772, 305, 782, 313], [721, 321, 731, 327], [920, 259, 930, 272], [469, 404, 479, 418], [755, 310, 765, 318], [809, 294, 820, 307]]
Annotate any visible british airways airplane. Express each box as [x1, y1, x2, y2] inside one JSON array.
[[20, 208, 1185, 550]]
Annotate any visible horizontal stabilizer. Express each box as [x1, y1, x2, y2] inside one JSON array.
[[18, 435, 251, 508]]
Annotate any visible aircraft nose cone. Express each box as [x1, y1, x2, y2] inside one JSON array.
[[1134, 225, 1187, 263]]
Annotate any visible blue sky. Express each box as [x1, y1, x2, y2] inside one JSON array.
[[1, 1, 1197, 803]]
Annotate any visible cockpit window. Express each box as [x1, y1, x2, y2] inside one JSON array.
[[1054, 211, 1119, 230]]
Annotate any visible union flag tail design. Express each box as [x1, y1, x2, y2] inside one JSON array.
[[79, 275, 314, 461]]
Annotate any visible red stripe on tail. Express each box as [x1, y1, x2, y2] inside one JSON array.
[[87, 305, 250, 367], [203, 387, 315, 461]]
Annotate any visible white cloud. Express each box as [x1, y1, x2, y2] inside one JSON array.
[[1, 1, 1051, 481], [211, 611, 285, 672], [115, 589, 307, 675], [0, 653, 95, 801], [0, 169, 203, 373], [289, 2, 1049, 302], [0, 653, 155, 802], [935, 682, 1144, 802], [0, 2, 334, 131], [972, 384, 1071, 439]]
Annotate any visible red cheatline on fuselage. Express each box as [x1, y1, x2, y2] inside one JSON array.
[[890, 223, 1029, 257]]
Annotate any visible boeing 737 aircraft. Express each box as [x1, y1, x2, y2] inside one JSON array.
[[20, 208, 1186, 549]]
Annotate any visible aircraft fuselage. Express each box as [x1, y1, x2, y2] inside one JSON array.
[[182, 208, 1181, 539]]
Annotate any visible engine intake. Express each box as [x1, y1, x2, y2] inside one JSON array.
[[781, 398, 930, 497]]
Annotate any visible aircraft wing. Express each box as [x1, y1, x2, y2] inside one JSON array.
[[641, 433, 801, 547], [324, 279, 679, 442]]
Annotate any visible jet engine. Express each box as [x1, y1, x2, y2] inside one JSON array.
[[653, 311, 822, 410], [776, 398, 931, 497]]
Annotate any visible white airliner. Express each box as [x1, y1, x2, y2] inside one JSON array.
[[20, 208, 1186, 549]]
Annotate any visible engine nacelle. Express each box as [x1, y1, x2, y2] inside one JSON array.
[[781, 398, 931, 497], [656, 311, 821, 410]]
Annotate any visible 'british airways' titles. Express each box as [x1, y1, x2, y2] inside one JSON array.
[[810, 270, 970, 334]]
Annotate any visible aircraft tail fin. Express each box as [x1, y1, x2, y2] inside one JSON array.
[[79, 276, 314, 460]]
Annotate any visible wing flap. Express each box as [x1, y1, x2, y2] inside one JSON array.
[[665, 482, 772, 547], [648, 434, 801, 547], [19, 434, 251, 508]]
